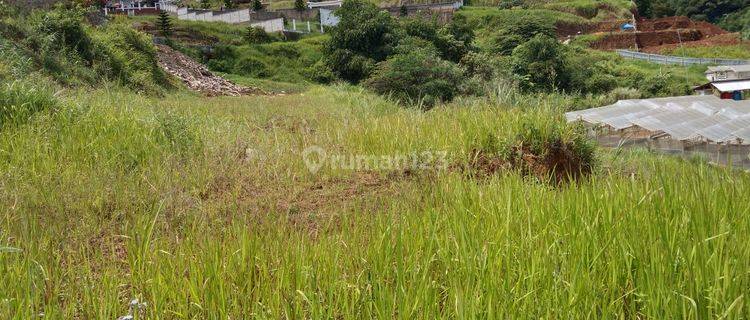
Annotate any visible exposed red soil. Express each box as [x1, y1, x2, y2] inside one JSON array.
[[588, 29, 704, 50], [563, 15, 731, 51], [641, 33, 745, 54]]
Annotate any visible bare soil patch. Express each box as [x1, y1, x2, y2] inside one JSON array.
[[641, 33, 745, 54], [461, 141, 593, 185]]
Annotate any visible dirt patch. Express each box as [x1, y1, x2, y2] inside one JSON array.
[[461, 141, 593, 184], [155, 44, 265, 96], [569, 15, 730, 51], [198, 168, 418, 235], [642, 33, 745, 54], [589, 29, 705, 50]]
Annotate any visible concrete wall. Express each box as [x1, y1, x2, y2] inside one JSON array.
[[320, 8, 339, 27], [251, 18, 284, 33], [272, 8, 319, 21], [158, 1, 281, 33]]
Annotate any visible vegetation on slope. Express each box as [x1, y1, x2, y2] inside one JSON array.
[[1, 84, 749, 318], [660, 43, 750, 60], [0, 5, 169, 93], [1, 1, 750, 319]]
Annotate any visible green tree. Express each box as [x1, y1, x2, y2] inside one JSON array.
[[511, 34, 570, 92], [223, 0, 234, 9], [399, 4, 408, 17], [252, 0, 263, 11], [490, 16, 555, 55], [200, 0, 211, 9], [157, 10, 173, 37], [324, 0, 401, 83]]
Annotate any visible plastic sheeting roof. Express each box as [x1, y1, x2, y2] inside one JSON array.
[[566, 95, 750, 144]]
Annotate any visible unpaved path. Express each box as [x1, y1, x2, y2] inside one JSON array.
[[155, 44, 266, 97]]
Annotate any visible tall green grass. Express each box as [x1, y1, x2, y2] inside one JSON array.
[[1, 85, 749, 318]]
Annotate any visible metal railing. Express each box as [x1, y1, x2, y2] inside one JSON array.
[[617, 50, 750, 66]]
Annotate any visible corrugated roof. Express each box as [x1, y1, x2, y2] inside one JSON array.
[[566, 95, 750, 144], [730, 65, 750, 73], [712, 80, 750, 92], [706, 65, 750, 73]]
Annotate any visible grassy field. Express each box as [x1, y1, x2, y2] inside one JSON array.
[[660, 43, 750, 60], [1, 82, 749, 318]]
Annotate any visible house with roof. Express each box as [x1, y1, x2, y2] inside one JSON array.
[[695, 65, 750, 100]]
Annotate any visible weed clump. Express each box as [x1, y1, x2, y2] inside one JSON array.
[[464, 118, 595, 184], [0, 81, 57, 128]]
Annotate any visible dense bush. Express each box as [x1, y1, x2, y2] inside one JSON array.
[[498, 0, 524, 10], [489, 16, 555, 55], [364, 48, 467, 108], [402, 16, 475, 63], [638, 72, 691, 97], [303, 60, 336, 84], [635, 0, 748, 22], [233, 56, 270, 78]]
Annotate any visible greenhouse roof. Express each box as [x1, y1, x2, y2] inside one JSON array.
[[566, 95, 750, 144]]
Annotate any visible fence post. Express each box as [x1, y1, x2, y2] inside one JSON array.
[[307, 21, 311, 33], [292, 19, 296, 31]]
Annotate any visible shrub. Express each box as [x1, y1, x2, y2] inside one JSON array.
[[245, 26, 272, 44], [233, 56, 271, 78], [303, 60, 336, 84], [364, 48, 467, 108], [401, 17, 474, 63], [605, 87, 642, 102], [266, 42, 300, 59], [638, 72, 691, 97], [205, 45, 236, 72]]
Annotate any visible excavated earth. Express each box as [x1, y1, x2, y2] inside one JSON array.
[[561, 16, 733, 51], [155, 44, 265, 97]]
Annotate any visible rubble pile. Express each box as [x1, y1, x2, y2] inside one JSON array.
[[156, 44, 265, 96]]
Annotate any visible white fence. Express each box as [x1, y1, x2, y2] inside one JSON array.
[[617, 50, 750, 66], [160, 1, 281, 32]]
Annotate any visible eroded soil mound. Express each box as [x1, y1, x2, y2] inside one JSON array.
[[464, 140, 594, 184], [156, 44, 265, 96]]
